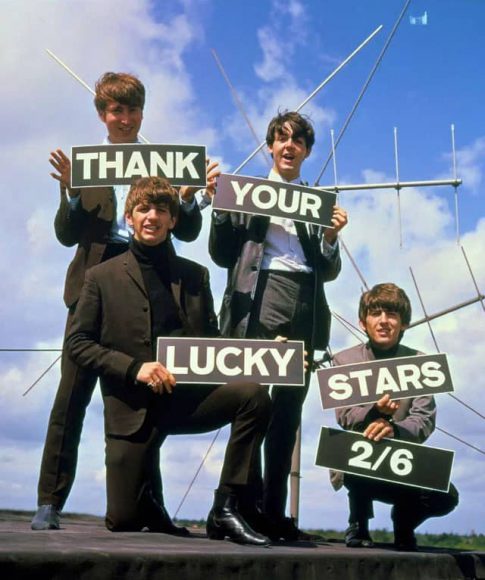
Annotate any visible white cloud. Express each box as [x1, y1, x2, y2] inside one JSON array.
[[444, 136, 485, 193]]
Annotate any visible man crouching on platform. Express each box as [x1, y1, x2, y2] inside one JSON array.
[[65, 176, 272, 546], [331, 283, 458, 551]]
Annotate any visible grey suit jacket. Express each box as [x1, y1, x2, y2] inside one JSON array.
[[330, 342, 436, 490], [333, 342, 436, 443], [65, 248, 219, 437]]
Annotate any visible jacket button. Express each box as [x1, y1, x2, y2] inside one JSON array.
[[143, 338, 150, 346]]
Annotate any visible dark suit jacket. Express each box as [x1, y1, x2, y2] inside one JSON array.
[[55, 185, 202, 307], [65, 248, 219, 438], [209, 212, 341, 350]]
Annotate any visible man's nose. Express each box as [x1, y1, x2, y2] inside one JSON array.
[[119, 110, 131, 123]]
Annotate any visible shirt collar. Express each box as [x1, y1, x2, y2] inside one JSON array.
[[268, 168, 301, 185]]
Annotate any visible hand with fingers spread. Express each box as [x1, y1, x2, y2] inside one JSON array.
[[323, 205, 348, 244], [49, 148, 74, 194], [136, 361, 176, 395]]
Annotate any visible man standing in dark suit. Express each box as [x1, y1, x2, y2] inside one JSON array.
[[32, 72, 216, 530], [209, 111, 348, 540], [331, 283, 459, 551], [64, 176, 271, 545]]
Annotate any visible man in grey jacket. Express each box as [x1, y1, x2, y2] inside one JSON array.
[[332, 283, 459, 551]]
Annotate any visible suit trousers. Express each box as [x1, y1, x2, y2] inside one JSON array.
[[246, 270, 315, 519], [344, 473, 459, 531], [37, 307, 98, 508], [105, 381, 270, 531]]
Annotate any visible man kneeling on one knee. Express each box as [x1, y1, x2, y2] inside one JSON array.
[[66, 176, 272, 545]]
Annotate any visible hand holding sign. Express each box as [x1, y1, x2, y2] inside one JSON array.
[[136, 361, 176, 395], [50, 148, 73, 193], [180, 158, 221, 203], [323, 205, 348, 244], [364, 417, 395, 442], [204, 159, 221, 201], [375, 393, 400, 416]]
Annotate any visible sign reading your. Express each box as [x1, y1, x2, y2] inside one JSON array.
[[212, 173, 337, 227]]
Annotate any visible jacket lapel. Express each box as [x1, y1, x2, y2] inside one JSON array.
[[124, 250, 148, 296]]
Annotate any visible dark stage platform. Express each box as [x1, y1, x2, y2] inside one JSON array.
[[1, 511, 483, 580]]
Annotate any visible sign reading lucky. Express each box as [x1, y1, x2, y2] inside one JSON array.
[[318, 353, 454, 410], [212, 173, 337, 227], [71, 144, 206, 188], [315, 426, 454, 492], [156, 337, 305, 385]]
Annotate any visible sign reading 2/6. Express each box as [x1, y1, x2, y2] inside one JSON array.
[[348, 440, 414, 476], [315, 427, 454, 492]]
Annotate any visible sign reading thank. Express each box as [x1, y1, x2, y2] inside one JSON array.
[[315, 427, 454, 492], [318, 353, 454, 410], [71, 144, 207, 188], [213, 173, 337, 227], [156, 337, 305, 385]]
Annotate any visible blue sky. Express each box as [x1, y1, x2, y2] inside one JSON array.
[[0, 0, 484, 535]]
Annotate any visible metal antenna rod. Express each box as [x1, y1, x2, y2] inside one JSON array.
[[461, 245, 485, 312], [394, 127, 403, 248], [409, 267, 485, 421], [408, 266, 440, 352], [331, 311, 366, 342], [314, 0, 412, 185], [45, 49, 150, 144], [22, 355, 62, 397], [451, 124, 460, 244], [330, 129, 339, 196], [233, 24, 383, 175], [436, 426, 485, 455], [173, 429, 222, 518], [340, 238, 369, 290], [409, 294, 485, 328], [211, 49, 271, 167], [315, 176, 462, 193]]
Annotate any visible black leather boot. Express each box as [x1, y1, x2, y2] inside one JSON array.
[[206, 492, 271, 546], [145, 496, 190, 537]]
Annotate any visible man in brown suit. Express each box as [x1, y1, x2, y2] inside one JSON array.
[[32, 72, 214, 530], [65, 176, 271, 545]]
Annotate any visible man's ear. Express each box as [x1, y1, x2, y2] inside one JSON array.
[[267, 145, 274, 159], [305, 147, 312, 159], [98, 110, 107, 123], [358, 319, 367, 333], [169, 215, 177, 230], [125, 212, 133, 228]]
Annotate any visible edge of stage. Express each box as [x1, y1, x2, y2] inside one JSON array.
[[1, 511, 483, 580]]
